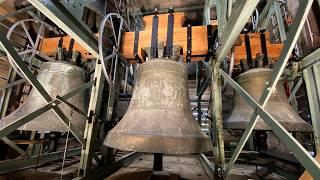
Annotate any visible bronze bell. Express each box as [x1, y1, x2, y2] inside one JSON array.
[[224, 68, 312, 132], [84, 0, 107, 16], [104, 59, 212, 154], [0, 62, 88, 132]]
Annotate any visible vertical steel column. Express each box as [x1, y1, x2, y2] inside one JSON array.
[[212, 65, 225, 177], [303, 64, 320, 152], [78, 62, 105, 176], [216, 0, 228, 37], [211, 0, 260, 177], [212, 0, 228, 176], [225, 0, 314, 175]]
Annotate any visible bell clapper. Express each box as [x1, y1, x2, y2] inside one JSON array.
[[153, 153, 163, 171]]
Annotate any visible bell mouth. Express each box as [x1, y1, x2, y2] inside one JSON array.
[[104, 132, 213, 155], [223, 120, 313, 132]]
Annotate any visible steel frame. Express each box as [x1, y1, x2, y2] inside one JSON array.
[[209, 0, 320, 178], [220, 69, 320, 178], [0, 0, 318, 179], [0, 2, 99, 172], [210, 0, 260, 177], [29, 0, 138, 177], [257, 0, 287, 42], [303, 63, 320, 152]]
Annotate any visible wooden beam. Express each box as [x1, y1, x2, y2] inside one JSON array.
[[39, 35, 96, 60], [233, 32, 284, 64], [121, 12, 213, 62]]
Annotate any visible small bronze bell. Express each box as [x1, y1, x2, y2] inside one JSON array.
[[0, 62, 88, 132], [104, 59, 212, 154], [224, 68, 312, 132]]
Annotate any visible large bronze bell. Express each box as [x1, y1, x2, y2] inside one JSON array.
[[84, 0, 107, 16], [0, 62, 88, 132], [224, 68, 312, 132], [104, 59, 212, 154]]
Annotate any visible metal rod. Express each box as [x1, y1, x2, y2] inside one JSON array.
[[0, 78, 26, 91], [244, 32, 253, 67], [303, 67, 320, 152], [219, 69, 320, 179], [79, 63, 105, 176], [196, 61, 203, 126], [288, 77, 303, 103], [56, 95, 87, 117], [225, 0, 314, 175]]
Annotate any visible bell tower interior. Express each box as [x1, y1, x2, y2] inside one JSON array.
[[0, 0, 319, 179]]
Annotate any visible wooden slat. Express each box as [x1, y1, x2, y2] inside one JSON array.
[[121, 26, 209, 62], [233, 32, 283, 64], [143, 12, 185, 31], [39, 35, 96, 59], [121, 12, 211, 62]]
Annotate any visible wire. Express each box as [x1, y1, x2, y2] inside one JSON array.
[[60, 111, 72, 180]]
